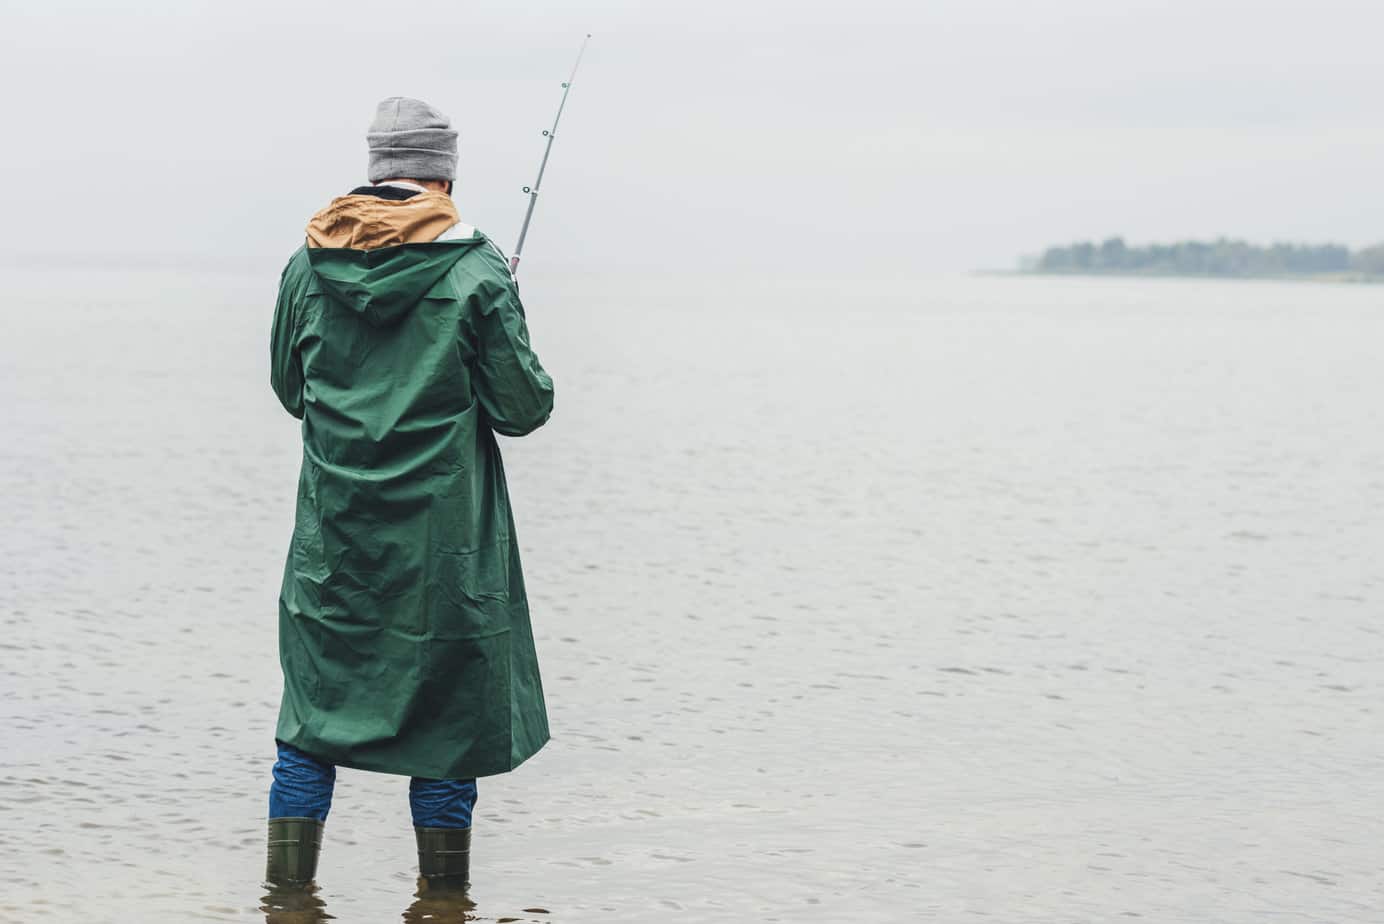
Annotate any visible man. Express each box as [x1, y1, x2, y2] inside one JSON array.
[[265, 97, 554, 890]]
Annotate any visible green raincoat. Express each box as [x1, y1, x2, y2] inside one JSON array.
[[270, 207, 553, 780]]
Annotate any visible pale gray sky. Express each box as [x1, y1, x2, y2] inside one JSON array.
[[2, 0, 1381, 273]]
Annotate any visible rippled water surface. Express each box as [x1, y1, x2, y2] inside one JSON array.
[[2, 267, 1381, 922]]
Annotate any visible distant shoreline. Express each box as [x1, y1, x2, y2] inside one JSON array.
[[984, 269, 1384, 285], [1018, 237, 1384, 285]]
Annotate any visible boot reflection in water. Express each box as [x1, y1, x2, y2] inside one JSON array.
[[260, 882, 334, 924], [403, 877, 477, 923], [265, 742, 479, 886]]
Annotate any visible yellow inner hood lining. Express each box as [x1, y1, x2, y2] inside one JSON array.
[[306, 191, 461, 250]]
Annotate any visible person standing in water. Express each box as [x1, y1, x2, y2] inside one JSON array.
[[265, 97, 554, 890]]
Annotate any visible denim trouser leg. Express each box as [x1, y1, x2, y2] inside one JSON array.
[[269, 741, 336, 821], [409, 777, 478, 828], [269, 741, 476, 826]]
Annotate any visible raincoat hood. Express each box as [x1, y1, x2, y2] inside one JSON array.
[[306, 242, 479, 326], [303, 190, 481, 326]]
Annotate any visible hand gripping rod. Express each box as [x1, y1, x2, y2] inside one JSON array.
[[510, 34, 591, 275]]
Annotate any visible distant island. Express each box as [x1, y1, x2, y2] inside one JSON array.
[[1025, 237, 1384, 282]]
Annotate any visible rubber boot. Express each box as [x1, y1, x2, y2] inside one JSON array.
[[415, 826, 471, 885], [266, 817, 324, 886]]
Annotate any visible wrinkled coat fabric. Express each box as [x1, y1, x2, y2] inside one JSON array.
[[270, 194, 553, 780]]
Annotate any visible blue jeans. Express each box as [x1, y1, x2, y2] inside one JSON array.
[[269, 741, 477, 828]]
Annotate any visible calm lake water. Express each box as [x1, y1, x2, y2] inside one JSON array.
[[1, 266, 1381, 922]]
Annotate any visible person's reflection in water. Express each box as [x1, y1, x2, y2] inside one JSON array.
[[260, 882, 334, 924], [401, 878, 477, 923]]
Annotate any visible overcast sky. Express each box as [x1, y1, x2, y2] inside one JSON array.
[[2, 0, 1381, 274]]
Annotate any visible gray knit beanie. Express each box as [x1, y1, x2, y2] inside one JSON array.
[[366, 97, 458, 182]]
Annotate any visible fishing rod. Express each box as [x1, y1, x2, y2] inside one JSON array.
[[510, 34, 592, 276]]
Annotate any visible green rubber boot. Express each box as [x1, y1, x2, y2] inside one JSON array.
[[265, 817, 324, 886], [415, 826, 471, 885]]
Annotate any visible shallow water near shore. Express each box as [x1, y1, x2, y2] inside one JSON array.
[[1, 266, 1381, 922]]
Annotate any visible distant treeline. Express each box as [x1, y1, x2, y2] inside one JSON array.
[[1032, 237, 1384, 278]]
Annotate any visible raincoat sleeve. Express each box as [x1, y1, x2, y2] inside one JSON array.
[[471, 269, 555, 438], [270, 251, 307, 419]]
